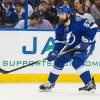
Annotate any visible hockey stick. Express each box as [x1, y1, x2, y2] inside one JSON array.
[[0, 58, 47, 74], [0, 47, 77, 74]]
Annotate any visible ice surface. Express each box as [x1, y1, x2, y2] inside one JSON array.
[[0, 83, 100, 100]]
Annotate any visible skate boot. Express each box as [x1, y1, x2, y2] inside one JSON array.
[[79, 77, 96, 93], [39, 82, 55, 92]]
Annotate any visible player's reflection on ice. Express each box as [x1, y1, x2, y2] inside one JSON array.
[[0, 83, 100, 100]]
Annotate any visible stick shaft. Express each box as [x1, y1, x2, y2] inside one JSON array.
[[0, 47, 78, 74], [8, 58, 47, 73], [0, 58, 47, 74]]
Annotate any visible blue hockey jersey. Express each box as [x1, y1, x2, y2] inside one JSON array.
[[53, 16, 98, 52]]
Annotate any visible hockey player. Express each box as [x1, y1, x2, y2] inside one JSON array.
[[39, 5, 97, 92]]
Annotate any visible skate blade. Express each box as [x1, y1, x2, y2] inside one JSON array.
[[79, 89, 96, 94], [39, 88, 52, 92]]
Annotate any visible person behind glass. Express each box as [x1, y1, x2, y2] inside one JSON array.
[[28, 0, 40, 9], [15, 0, 33, 18], [74, 0, 95, 23], [2, 0, 14, 15], [15, 12, 53, 30], [90, 0, 100, 27], [15, 2, 25, 20], [82, 0, 91, 13], [1, 0, 18, 26], [34, 0, 57, 27]]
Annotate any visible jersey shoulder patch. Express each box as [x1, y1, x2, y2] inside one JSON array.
[[75, 16, 82, 22]]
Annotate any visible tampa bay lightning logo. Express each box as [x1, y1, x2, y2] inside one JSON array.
[[66, 31, 75, 45]]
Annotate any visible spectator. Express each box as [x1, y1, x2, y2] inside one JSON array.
[[15, 2, 25, 20], [0, 0, 98, 29], [34, 0, 58, 27], [15, 0, 33, 18], [74, 0, 95, 22], [29, 0, 40, 9], [34, 1, 49, 13], [55, 0, 70, 8], [63, 0, 69, 6], [2, 0, 14, 15], [90, 0, 100, 26], [47, 0, 59, 26], [1, 0, 18, 25], [83, 0, 91, 13], [74, 0, 84, 13], [15, 12, 53, 30], [5, 6, 18, 23], [13, 0, 25, 5]]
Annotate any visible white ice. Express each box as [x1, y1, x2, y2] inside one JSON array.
[[0, 83, 100, 100]]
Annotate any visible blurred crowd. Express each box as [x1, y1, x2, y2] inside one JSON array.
[[0, 0, 100, 29]]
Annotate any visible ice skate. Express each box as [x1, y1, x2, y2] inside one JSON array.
[[39, 82, 55, 92], [79, 77, 96, 93]]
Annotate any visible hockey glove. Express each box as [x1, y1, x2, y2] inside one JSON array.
[[47, 51, 59, 61]]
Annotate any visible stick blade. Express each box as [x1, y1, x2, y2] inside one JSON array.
[[0, 68, 9, 74]]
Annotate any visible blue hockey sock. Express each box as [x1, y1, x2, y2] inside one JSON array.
[[80, 71, 91, 85], [48, 72, 59, 83]]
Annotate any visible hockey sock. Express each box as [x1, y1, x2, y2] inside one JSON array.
[[80, 70, 91, 85], [48, 72, 59, 83], [75, 66, 91, 85], [48, 66, 62, 83]]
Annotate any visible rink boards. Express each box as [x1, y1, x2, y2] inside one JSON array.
[[0, 30, 100, 82]]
